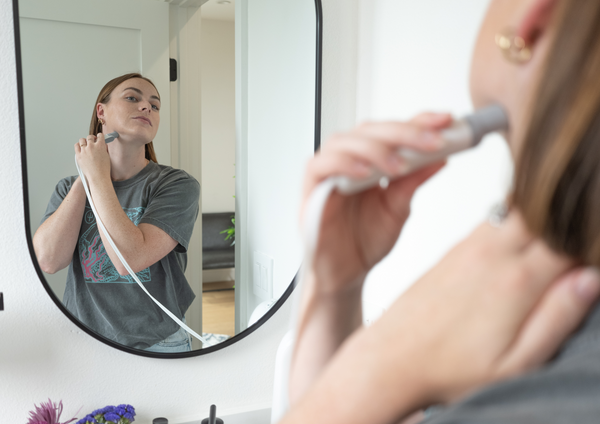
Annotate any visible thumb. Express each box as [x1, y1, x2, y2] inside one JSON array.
[[497, 267, 600, 378]]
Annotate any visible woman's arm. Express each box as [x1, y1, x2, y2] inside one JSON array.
[[287, 112, 600, 423], [75, 134, 181, 276], [33, 178, 86, 274], [283, 213, 600, 424], [290, 113, 452, 402], [85, 172, 178, 275], [290, 271, 364, 402]]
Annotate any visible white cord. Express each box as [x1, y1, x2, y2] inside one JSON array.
[[273, 177, 337, 422], [75, 156, 208, 346]]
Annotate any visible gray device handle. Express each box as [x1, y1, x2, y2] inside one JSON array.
[[104, 131, 119, 143], [333, 104, 509, 195]]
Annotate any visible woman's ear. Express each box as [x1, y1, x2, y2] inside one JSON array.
[[517, 0, 558, 47], [96, 103, 105, 121]]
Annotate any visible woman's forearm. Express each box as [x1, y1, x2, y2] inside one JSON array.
[[289, 271, 365, 403], [86, 174, 177, 275], [285, 324, 428, 424], [86, 174, 150, 275], [33, 178, 86, 273]]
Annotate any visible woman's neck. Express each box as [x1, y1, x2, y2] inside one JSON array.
[[107, 144, 149, 182]]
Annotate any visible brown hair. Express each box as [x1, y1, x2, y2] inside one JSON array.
[[89, 73, 159, 163], [513, 0, 600, 265]]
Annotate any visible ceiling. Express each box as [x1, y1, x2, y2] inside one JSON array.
[[201, 0, 235, 22]]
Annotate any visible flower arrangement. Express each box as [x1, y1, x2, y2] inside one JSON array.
[[76, 405, 135, 424], [27, 399, 77, 424]]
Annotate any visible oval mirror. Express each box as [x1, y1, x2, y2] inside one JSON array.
[[17, 0, 322, 357]]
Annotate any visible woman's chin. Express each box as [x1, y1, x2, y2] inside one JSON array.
[[112, 132, 153, 146]]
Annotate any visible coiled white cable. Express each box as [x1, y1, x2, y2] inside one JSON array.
[[75, 155, 208, 346]]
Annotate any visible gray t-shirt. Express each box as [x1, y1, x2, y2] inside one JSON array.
[[424, 302, 600, 423], [42, 161, 199, 349]]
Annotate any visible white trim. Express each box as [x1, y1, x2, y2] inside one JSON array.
[[170, 5, 205, 348], [234, 0, 249, 334], [203, 268, 235, 283]]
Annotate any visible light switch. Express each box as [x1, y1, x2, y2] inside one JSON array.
[[253, 251, 273, 301]]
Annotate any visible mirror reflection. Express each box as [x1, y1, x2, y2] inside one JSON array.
[[21, 0, 317, 354]]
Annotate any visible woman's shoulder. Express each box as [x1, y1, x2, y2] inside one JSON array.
[[152, 163, 199, 185]]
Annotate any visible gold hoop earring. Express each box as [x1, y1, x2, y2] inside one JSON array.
[[495, 29, 531, 64], [99, 118, 105, 126]]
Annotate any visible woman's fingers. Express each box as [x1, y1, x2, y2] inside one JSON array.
[[304, 118, 451, 199], [497, 267, 600, 378], [409, 112, 453, 129], [324, 134, 409, 176], [77, 135, 98, 148], [354, 121, 446, 152], [302, 154, 371, 210]]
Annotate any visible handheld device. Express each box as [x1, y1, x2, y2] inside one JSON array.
[[332, 104, 509, 195], [104, 131, 119, 143]]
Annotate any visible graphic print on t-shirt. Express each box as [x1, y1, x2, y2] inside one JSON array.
[[79, 206, 151, 284]]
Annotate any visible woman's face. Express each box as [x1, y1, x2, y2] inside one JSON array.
[[97, 78, 161, 145], [470, 0, 557, 156]]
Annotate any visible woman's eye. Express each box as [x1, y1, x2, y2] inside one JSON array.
[[126, 96, 137, 101], [152, 105, 160, 111]]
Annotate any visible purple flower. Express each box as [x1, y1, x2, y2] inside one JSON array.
[[104, 412, 121, 423], [93, 406, 112, 416], [117, 405, 135, 415], [114, 406, 126, 415], [27, 399, 77, 424], [76, 414, 97, 424], [78, 404, 135, 424]]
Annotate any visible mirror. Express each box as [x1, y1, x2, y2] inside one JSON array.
[[18, 0, 322, 356]]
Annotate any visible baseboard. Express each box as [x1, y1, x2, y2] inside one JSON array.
[[203, 268, 235, 283]]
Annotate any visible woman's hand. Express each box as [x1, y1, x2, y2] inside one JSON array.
[[381, 212, 599, 402], [74, 133, 111, 182], [290, 113, 452, 402], [302, 113, 453, 294], [284, 212, 600, 424]]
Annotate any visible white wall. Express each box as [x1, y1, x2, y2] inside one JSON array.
[[201, 18, 236, 214], [357, 0, 514, 313], [238, 0, 318, 327], [0, 0, 358, 421]]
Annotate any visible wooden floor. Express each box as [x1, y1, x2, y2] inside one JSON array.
[[202, 281, 235, 337]]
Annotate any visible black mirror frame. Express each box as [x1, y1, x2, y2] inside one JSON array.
[[13, 0, 323, 358]]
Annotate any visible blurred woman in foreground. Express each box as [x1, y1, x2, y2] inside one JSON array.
[[284, 0, 600, 422]]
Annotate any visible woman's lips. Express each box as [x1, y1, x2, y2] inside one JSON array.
[[133, 116, 152, 126]]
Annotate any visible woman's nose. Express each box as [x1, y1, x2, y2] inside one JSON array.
[[139, 102, 152, 112]]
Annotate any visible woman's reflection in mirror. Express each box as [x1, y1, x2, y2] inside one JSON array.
[[32, 73, 199, 353]]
